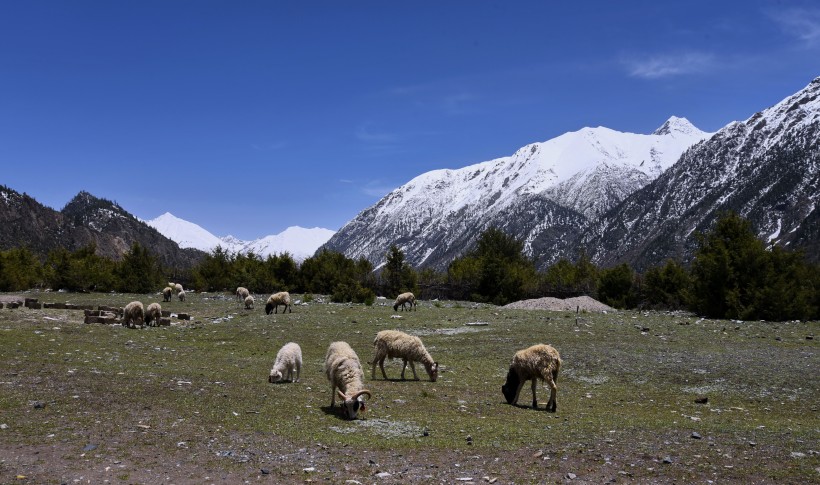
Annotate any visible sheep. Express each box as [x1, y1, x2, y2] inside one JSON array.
[[174, 283, 183, 293], [501, 344, 562, 412], [236, 286, 250, 302], [144, 302, 163, 327], [371, 330, 438, 382], [122, 301, 144, 329], [178, 289, 186, 302], [268, 342, 302, 383], [265, 291, 292, 314], [244, 295, 255, 309], [393, 292, 416, 312], [162, 286, 173, 302], [324, 341, 372, 419]]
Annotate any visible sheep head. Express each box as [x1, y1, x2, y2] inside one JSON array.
[[501, 367, 520, 404], [265, 302, 274, 315], [338, 389, 371, 419], [425, 362, 439, 382], [268, 370, 283, 383]]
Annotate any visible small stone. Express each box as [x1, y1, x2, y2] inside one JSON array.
[[748, 442, 757, 447], [694, 396, 708, 404], [566, 472, 577, 479], [303, 467, 315, 472], [82, 444, 98, 452], [691, 432, 702, 439], [662, 456, 673, 464], [375, 472, 391, 478], [0, 424, 8, 430], [32, 401, 46, 409], [422, 430, 429, 437], [790, 452, 806, 459], [261, 468, 270, 475], [533, 450, 543, 458]]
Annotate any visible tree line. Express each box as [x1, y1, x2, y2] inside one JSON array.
[[1, 212, 817, 321]]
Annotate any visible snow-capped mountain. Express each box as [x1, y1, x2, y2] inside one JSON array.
[[583, 77, 820, 270], [146, 212, 335, 262], [322, 116, 712, 270]]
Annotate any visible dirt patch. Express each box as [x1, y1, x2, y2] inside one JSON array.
[[503, 295, 614, 312]]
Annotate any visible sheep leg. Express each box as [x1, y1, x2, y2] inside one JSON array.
[[408, 361, 420, 380], [531, 379, 539, 409], [545, 375, 558, 412], [513, 379, 526, 406], [330, 384, 337, 407], [379, 358, 389, 380], [400, 360, 408, 380], [295, 361, 301, 383]]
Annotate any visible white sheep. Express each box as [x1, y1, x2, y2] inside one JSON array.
[[162, 287, 173, 302], [174, 283, 183, 294], [178, 289, 186, 302], [393, 292, 417, 312], [265, 291, 292, 314], [122, 301, 145, 329], [371, 330, 438, 382], [236, 286, 250, 302], [268, 342, 302, 383], [501, 344, 562, 412], [324, 341, 372, 419], [144, 302, 163, 327], [244, 295, 255, 310]]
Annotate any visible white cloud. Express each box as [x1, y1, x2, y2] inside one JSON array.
[[355, 123, 400, 145], [769, 7, 820, 45], [361, 180, 394, 198], [624, 51, 716, 79]]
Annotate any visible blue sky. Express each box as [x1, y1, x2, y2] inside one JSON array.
[[1, 1, 818, 240]]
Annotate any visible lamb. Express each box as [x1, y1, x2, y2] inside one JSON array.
[[371, 330, 438, 382], [244, 295, 255, 309], [236, 286, 250, 302], [268, 342, 302, 383], [265, 291, 292, 314], [178, 289, 186, 302], [162, 287, 173, 302], [144, 302, 163, 327], [501, 344, 562, 412], [393, 292, 417, 311], [122, 301, 145, 329], [324, 341, 372, 419], [174, 283, 183, 293]]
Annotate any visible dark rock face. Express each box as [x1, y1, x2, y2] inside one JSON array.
[[0, 187, 204, 269]]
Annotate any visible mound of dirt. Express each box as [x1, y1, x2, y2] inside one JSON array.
[[503, 295, 614, 313]]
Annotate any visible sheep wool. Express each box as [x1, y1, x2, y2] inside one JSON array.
[[144, 302, 163, 327], [122, 301, 145, 329], [268, 342, 302, 383], [324, 341, 372, 419], [178, 290, 186, 302], [244, 295, 255, 310], [162, 287, 173, 302], [371, 330, 438, 382], [393, 292, 416, 312], [501, 344, 562, 412], [236, 286, 250, 301], [265, 291, 292, 314]]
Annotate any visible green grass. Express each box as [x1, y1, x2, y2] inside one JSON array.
[[0, 291, 817, 483]]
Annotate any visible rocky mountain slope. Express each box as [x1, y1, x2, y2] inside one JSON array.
[[584, 77, 820, 270], [0, 188, 204, 269], [322, 117, 712, 270]]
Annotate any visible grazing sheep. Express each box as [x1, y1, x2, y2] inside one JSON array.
[[268, 342, 302, 383], [122, 301, 145, 329], [265, 291, 292, 314], [244, 295, 255, 309], [393, 292, 416, 312], [144, 302, 163, 327], [501, 344, 562, 412], [178, 289, 186, 302], [324, 341, 372, 419], [236, 286, 250, 302], [162, 287, 173, 302], [371, 330, 438, 382], [174, 283, 183, 294]]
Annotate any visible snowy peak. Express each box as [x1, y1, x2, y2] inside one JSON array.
[[652, 116, 703, 136], [145, 213, 335, 261]]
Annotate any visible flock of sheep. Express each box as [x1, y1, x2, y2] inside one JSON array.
[[256, 289, 562, 419], [120, 285, 562, 419]]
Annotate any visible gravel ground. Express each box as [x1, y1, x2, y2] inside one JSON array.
[[503, 295, 614, 312]]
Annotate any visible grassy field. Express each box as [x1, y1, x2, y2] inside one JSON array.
[[0, 291, 818, 484]]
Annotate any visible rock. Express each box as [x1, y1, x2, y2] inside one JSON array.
[[662, 457, 673, 464], [691, 432, 702, 439], [32, 401, 46, 409], [566, 472, 577, 479], [0, 423, 8, 430], [82, 444, 98, 452], [375, 472, 391, 478], [694, 396, 708, 404], [261, 468, 270, 475]]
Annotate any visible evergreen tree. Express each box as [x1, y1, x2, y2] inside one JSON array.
[[597, 263, 635, 308], [115, 242, 161, 293]]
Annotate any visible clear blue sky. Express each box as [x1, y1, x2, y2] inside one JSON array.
[[1, 1, 818, 240]]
